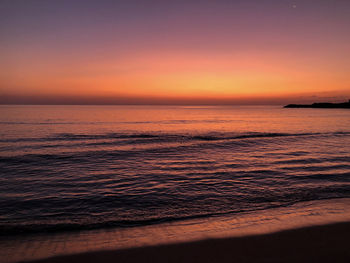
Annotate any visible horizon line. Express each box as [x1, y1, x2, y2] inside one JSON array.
[[0, 103, 285, 106]]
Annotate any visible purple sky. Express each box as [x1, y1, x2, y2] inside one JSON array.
[[1, 0, 350, 104]]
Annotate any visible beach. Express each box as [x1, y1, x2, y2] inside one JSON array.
[[2, 197, 350, 263], [24, 221, 350, 263], [1, 105, 350, 263], [3, 1, 350, 262]]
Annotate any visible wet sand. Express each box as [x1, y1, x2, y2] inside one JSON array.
[[24, 221, 350, 263]]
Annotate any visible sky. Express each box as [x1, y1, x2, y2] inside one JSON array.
[[1, 0, 350, 105]]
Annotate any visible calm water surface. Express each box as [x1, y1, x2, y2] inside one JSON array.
[[1, 105, 350, 235]]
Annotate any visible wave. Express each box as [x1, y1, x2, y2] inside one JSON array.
[[1, 131, 349, 163], [1, 128, 350, 237], [2, 131, 348, 144], [1, 193, 350, 236], [0, 211, 239, 236]]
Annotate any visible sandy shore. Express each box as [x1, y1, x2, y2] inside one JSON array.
[[24, 221, 350, 263]]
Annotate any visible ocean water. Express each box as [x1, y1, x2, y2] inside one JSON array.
[[1, 105, 350, 238]]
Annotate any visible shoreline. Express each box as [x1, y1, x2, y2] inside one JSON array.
[[24, 221, 350, 263], [3, 198, 350, 263]]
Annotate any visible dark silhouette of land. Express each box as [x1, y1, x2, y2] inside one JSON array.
[[284, 100, 350, 108]]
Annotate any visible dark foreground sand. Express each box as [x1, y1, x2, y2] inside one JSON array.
[[25, 222, 350, 263]]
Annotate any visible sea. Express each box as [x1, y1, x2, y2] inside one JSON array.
[[1, 105, 350, 262]]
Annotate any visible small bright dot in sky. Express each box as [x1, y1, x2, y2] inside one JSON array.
[[292, 4, 297, 8]]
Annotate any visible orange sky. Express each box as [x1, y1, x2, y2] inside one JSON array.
[[1, 0, 350, 104]]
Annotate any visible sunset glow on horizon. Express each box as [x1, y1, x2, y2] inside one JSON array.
[[1, 0, 350, 104]]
